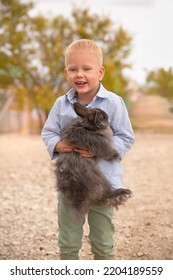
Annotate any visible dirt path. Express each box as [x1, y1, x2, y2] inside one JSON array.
[[0, 133, 173, 260]]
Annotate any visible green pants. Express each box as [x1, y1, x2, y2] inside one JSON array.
[[58, 196, 115, 260]]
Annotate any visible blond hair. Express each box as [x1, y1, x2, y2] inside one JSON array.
[[65, 39, 103, 66]]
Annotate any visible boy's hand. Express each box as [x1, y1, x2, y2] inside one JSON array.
[[55, 140, 74, 153], [55, 140, 95, 158], [73, 147, 95, 158]]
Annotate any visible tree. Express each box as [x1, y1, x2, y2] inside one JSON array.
[[0, 1, 71, 127], [144, 67, 173, 100], [0, 2, 133, 130], [27, 14, 73, 118], [0, 0, 34, 88]]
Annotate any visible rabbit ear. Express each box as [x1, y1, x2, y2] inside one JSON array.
[[74, 102, 98, 123], [73, 102, 88, 118], [87, 111, 97, 123]]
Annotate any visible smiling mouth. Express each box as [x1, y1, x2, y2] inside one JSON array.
[[75, 81, 87, 85]]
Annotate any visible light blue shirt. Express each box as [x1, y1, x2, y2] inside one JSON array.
[[41, 83, 135, 189]]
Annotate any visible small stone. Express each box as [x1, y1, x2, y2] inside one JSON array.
[[137, 252, 144, 257], [39, 247, 45, 251], [3, 241, 10, 246]]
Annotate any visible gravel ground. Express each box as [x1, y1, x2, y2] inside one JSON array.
[[0, 133, 173, 260]]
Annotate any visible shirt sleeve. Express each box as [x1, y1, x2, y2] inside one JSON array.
[[41, 99, 61, 159], [110, 97, 135, 159]]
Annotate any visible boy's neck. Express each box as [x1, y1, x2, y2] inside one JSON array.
[[75, 84, 101, 105], [76, 94, 94, 106]]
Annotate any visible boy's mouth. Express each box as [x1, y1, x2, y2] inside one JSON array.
[[75, 81, 87, 87], [75, 81, 87, 84]]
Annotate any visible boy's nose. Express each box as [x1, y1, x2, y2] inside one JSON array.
[[76, 71, 83, 77]]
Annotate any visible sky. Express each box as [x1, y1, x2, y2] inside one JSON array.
[[22, 0, 173, 85]]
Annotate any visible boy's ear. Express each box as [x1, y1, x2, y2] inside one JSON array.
[[64, 68, 67, 77], [99, 66, 105, 81]]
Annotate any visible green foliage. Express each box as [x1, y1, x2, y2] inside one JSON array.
[[144, 67, 173, 100], [0, 0, 34, 86], [0, 1, 133, 121], [103, 26, 132, 97]]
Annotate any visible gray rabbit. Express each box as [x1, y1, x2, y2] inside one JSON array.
[[55, 102, 132, 222]]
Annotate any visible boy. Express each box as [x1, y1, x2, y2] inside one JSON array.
[[41, 39, 135, 260]]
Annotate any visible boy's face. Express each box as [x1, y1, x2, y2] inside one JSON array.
[[64, 52, 105, 98]]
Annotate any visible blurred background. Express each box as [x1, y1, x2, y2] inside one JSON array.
[[0, 0, 173, 134]]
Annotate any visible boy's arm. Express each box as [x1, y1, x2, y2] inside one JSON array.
[[111, 97, 135, 159], [41, 99, 95, 159], [41, 99, 62, 159]]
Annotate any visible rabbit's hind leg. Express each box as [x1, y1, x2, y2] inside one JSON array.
[[104, 188, 132, 209]]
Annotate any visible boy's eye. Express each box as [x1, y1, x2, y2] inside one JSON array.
[[69, 68, 76, 72]]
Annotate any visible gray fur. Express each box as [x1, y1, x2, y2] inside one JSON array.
[[55, 102, 132, 222]]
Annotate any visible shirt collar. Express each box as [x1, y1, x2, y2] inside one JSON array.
[[65, 87, 76, 102], [66, 83, 108, 103], [96, 83, 109, 99]]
